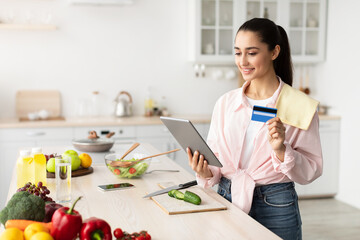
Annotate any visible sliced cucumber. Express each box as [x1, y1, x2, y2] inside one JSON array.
[[168, 189, 176, 198], [173, 190, 185, 200], [168, 190, 202, 205], [184, 191, 201, 205]]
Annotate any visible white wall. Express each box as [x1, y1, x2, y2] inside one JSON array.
[[0, 0, 237, 118], [312, 0, 360, 209]]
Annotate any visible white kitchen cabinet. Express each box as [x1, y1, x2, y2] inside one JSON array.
[[188, 0, 240, 65], [0, 127, 72, 142], [295, 118, 340, 198], [136, 124, 186, 171], [285, 0, 327, 63], [136, 125, 172, 156], [188, 0, 327, 64], [0, 127, 73, 162]]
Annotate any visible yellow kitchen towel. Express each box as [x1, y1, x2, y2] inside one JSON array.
[[276, 84, 319, 130]]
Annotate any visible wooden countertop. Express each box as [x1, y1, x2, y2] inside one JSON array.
[[0, 114, 340, 129], [5, 143, 280, 240]]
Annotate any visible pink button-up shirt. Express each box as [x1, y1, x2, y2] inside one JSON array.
[[197, 79, 323, 214]]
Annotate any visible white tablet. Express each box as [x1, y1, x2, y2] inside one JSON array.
[[160, 116, 223, 168]]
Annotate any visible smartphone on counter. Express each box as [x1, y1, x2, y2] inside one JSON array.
[[98, 183, 135, 192]]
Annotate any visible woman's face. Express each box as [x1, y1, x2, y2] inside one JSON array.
[[234, 30, 279, 82]]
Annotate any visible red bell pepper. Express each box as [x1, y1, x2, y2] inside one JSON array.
[[51, 196, 83, 240], [80, 217, 112, 240]]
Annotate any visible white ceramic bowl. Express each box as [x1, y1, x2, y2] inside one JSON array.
[[38, 110, 50, 120], [28, 112, 39, 121]]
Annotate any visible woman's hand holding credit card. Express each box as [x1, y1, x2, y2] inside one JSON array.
[[251, 105, 286, 161]]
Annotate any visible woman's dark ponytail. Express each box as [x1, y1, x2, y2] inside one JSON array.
[[275, 25, 293, 86], [237, 18, 293, 86]]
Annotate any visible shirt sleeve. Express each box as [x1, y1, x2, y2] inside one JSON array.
[[271, 111, 323, 184], [196, 166, 221, 188]]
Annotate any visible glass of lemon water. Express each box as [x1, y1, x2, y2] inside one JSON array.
[[55, 155, 71, 203]]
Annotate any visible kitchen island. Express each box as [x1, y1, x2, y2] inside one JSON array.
[[5, 143, 280, 240]]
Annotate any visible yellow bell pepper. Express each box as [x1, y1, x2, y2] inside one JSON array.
[[0, 227, 24, 240]]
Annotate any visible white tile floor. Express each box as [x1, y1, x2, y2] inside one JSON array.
[[299, 198, 360, 240]]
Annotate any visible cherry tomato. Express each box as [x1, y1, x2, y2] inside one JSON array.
[[114, 228, 124, 238], [129, 168, 136, 174], [145, 233, 151, 240], [139, 231, 151, 240], [114, 169, 121, 175], [135, 236, 145, 240]]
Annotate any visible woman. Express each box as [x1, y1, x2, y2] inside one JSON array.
[[187, 18, 323, 240]]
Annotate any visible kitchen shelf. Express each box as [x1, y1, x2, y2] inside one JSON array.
[[0, 23, 57, 31]]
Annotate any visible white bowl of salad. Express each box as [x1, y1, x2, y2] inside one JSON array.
[[104, 152, 151, 178]]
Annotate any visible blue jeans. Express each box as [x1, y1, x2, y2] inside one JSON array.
[[217, 177, 302, 240]]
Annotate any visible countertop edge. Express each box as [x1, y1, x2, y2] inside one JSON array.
[[0, 114, 341, 129], [0, 115, 212, 128]]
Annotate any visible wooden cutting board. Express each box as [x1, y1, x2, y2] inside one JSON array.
[[46, 167, 94, 178], [16, 90, 61, 119], [150, 182, 227, 215]]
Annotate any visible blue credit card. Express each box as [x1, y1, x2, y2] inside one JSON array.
[[251, 105, 277, 123]]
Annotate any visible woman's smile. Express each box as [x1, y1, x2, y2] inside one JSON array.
[[241, 67, 255, 75]]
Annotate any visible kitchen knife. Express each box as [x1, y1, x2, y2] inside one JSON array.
[[143, 180, 197, 198]]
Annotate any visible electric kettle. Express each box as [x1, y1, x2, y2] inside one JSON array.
[[114, 91, 133, 117]]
